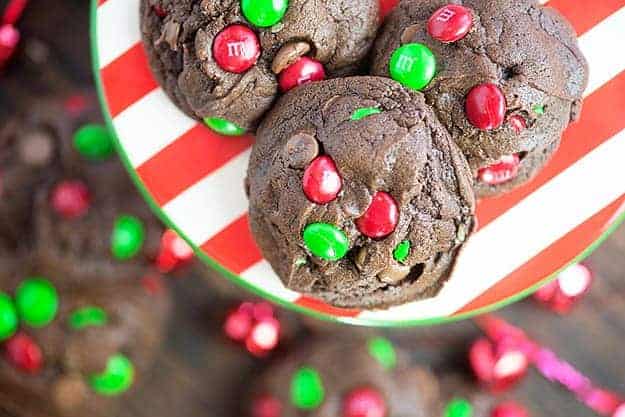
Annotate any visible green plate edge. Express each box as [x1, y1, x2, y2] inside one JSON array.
[[89, 0, 625, 327]]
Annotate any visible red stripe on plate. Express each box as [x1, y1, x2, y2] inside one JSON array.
[[200, 215, 262, 274], [476, 70, 625, 229], [295, 296, 361, 318], [97, 0, 108, 5], [100, 43, 158, 118], [137, 125, 253, 206], [455, 193, 625, 316], [549, 0, 625, 35]]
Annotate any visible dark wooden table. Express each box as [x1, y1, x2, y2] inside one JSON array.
[[1, 1, 623, 416]]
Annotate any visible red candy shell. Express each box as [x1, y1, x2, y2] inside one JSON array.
[[477, 154, 521, 186], [342, 386, 387, 417], [356, 192, 399, 239], [50, 180, 91, 219], [428, 4, 473, 43], [212, 24, 260, 74], [465, 83, 507, 130], [4, 332, 43, 374], [302, 156, 342, 204], [279, 57, 325, 92]]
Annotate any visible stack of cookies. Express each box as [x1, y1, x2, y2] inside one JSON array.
[[141, 0, 588, 309], [0, 98, 170, 417]]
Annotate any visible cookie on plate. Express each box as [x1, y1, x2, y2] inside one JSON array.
[[140, 0, 380, 134], [371, 0, 588, 196], [247, 76, 475, 309]]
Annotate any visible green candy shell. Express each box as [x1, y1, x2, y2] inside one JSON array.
[[368, 336, 397, 370], [351, 107, 382, 121], [393, 240, 411, 263], [15, 278, 59, 328], [0, 293, 18, 341], [73, 124, 115, 160], [303, 223, 349, 261], [444, 398, 473, 417], [389, 43, 436, 91], [241, 0, 288, 28], [203, 117, 246, 136], [111, 215, 146, 260], [69, 306, 109, 330], [290, 366, 325, 410], [89, 354, 135, 396]]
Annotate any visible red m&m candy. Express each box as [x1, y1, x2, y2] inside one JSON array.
[[213, 24, 261, 73], [356, 192, 399, 239], [508, 115, 527, 134], [302, 156, 342, 204], [4, 332, 43, 374], [342, 386, 387, 417], [50, 180, 91, 219], [428, 4, 473, 43], [252, 394, 282, 417], [491, 401, 530, 417], [279, 57, 326, 92], [477, 154, 520, 186], [465, 83, 507, 130]]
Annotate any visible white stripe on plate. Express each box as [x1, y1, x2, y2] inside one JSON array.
[[581, 6, 625, 96], [359, 128, 625, 321], [113, 89, 197, 167], [97, 0, 142, 68], [240, 260, 301, 303], [162, 150, 251, 246]]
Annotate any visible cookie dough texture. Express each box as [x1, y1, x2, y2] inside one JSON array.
[[247, 77, 475, 309], [0, 260, 170, 417], [140, 0, 380, 131], [371, 0, 588, 196], [250, 337, 441, 417]]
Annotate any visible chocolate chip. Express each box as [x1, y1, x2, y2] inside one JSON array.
[[53, 374, 87, 413], [156, 20, 181, 51], [400, 24, 420, 44], [271, 41, 311, 74], [18, 129, 54, 166], [378, 263, 411, 284], [284, 132, 319, 169]]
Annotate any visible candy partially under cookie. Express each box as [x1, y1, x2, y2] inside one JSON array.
[[140, 0, 380, 134], [371, 0, 588, 196], [247, 77, 475, 309]]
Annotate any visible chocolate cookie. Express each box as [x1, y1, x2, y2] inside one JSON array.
[[247, 76, 475, 309], [371, 0, 588, 196], [248, 336, 441, 417], [140, 0, 380, 134], [0, 265, 170, 417], [32, 171, 163, 287]]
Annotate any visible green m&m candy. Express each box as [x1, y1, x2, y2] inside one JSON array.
[[389, 43, 436, 91], [89, 354, 135, 396], [111, 215, 146, 260], [241, 0, 288, 28], [444, 398, 473, 417], [73, 124, 115, 160], [15, 278, 59, 328], [351, 107, 382, 121], [290, 366, 325, 410], [203, 117, 246, 136], [303, 223, 349, 261], [393, 240, 411, 263], [368, 336, 397, 370], [0, 293, 18, 341], [69, 306, 109, 330]]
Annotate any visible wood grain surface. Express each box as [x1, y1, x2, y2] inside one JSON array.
[[0, 1, 623, 416]]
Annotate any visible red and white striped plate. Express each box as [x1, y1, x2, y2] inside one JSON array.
[[91, 0, 625, 326]]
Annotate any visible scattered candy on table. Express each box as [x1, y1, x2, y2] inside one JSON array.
[[491, 401, 530, 417], [367, 336, 397, 370], [444, 398, 474, 417], [111, 215, 146, 261], [223, 301, 281, 357], [68, 306, 109, 330], [342, 386, 387, 417], [252, 394, 282, 417], [0, 292, 18, 341], [533, 263, 594, 314], [73, 124, 115, 160], [155, 229, 194, 273], [15, 278, 59, 328], [88, 353, 135, 396], [290, 366, 325, 410]]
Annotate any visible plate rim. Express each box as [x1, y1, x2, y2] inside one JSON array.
[[89, 0, 625, 327]]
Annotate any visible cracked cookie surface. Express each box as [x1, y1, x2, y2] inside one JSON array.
[[371, 0, 588, 196], [140, 0, 379, 132], [247, 76, 475, 309]]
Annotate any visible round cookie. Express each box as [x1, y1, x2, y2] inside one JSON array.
[[32, 172, 163, 287], [140, 0, 380, 133], [0, 264, 170, 417], [248, 336, 441, 417], [247, 76, 475, 309], [371, 0, 588, 196]]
